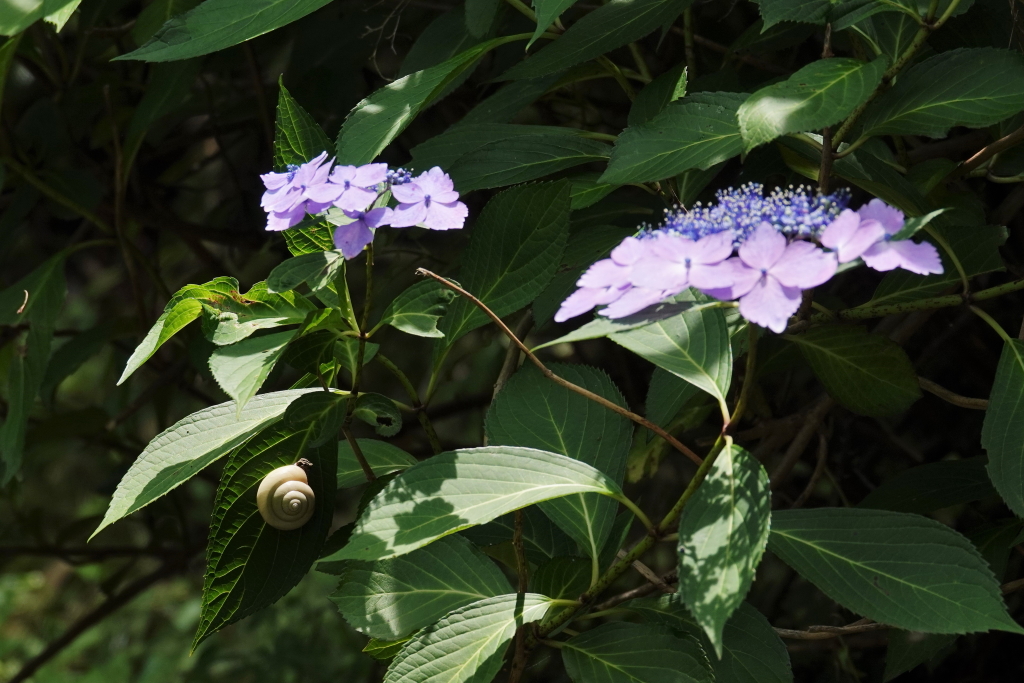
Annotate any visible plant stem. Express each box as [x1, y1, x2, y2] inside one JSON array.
[[682, 7, 697, 77], [375, 352, 443, 454], [416, 269, 704, 466], [970, 306, 1013, 343]]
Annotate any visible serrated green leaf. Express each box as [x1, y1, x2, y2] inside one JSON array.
[[602, 93, 746, 185], [757, 0, 831, 29], [646, 367, 701, 431], [448, 135, 611, 192], [533, 224, 634, 326], [117, 0, 334, 62], [739, 57, 886, 151], [410, 123, 583, 171], [336, 35, 525, 165], [267, 250, 345, 294], [378, 280, 455, 338], [630, 596, 793, 683], [331, 534, 511, 640], [281, 391, 346, 447], [859, 48, 1024, 139], [383, 594, 552, 683], [274, 82, 332, 167], [363, 637, 411, 661], [327, 446, 626, 561], [502, 0, 693, 81], [628, 62, 687, 127], [437, 181, 570, 350], [459, 73, 564, 125], [678, 444, 771, 656], [90, 389, 318, 539], [209, 330, 296, 414], [0, 0, 79, 36], [867, 224, 1006, 306], [883, 630, 957, 682], [334, 335, 380, 379], [610, 304, 733, 409], [982, 340, 1024, 519], [337, 439, 418, 489], [200, 281, 316, 346], [562, 622, 713, 683], [353, 393, 402, 437], [859, 458, 996, 513], [788, 325, 920, 417], [461, 507, 579, 564], [768, 508, 1023, 634], [486, 364, 632, 559], [131, 0, 202, 45], [465, 0, 499, 37], [193, 421, 337, 648], [568, 173, 618, 210], [532, 556, 591, 600], [529, 0, 578, 48]]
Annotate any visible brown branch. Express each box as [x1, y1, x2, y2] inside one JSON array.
[[769, 396, 835, 490], [493, 311, 533, 400], [617, 550, 674, 593], [945, 123, 1024, 183], [416, 269, 704, 466], [790, 430, 828, 509], [593, 569, 679, 611], [509, 509, 530, 683], [918, 377, 989, 410]]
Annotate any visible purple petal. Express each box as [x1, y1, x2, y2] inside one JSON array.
[[601, 287, 668, 319], [391, 182, 425, 203], [860, 242, 903, 272], [333, 186, 379, 212], [261, 171, 289, 191], [363, 207, 394, 229], [738, 222, 787, 270], [304, 199, 333, 214], [647, 233, 698, 262], [352, 163, 388, 187], [689, 261, 736, 290], [304, 182, 344, 204], [610, 237, 648, 266], [712, 258, 764, 299], [265, 205, 305, 231], [693, 231, 735, 264], [857, 198, 904, 235], [770, 241, 837, 289], [414, 167, 456, 195], [877, 239, 944, 275], [328, 165, 357, 183], [821, 210, 887, 263], [738, 275, 802, 333], [333, 221, 375, 259], [389, 201, 429, 228], [554, 286, 626, 322], [578, 259, 631, 289], [422, 200, 469, 230], [630, 255, 689, 291]]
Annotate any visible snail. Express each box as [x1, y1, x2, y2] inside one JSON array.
[[256, 459, 315, 530]]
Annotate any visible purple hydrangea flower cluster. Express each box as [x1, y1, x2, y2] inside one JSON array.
[[259, 156, 468, 259], [556, 186, 943, 333]]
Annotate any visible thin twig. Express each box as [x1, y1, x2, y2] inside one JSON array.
[[790, 430, 828, 509], [945, 123, 1024, 183], [769, 396, 835, 490], [509, 509, 530, 683], [818, 25, 834, 193], [616, 550, 674, 593], [493, 311, 534, 400], [593, 570, 678, 611], [918, 377, 989, 410], [416, 269, 703, 466]]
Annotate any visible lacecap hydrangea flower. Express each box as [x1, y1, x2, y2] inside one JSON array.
[[259, 157, 468, 258], [555, 184, 943, 333]]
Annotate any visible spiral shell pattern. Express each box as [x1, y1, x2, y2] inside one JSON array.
[[256, 465, 315, 530]]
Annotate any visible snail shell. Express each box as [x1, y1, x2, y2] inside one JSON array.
[[256, 464, 315, 530]]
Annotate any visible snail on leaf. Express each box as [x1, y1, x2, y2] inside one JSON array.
[[256, 459, 315, 530]]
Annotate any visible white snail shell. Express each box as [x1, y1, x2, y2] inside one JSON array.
[[256, 465, 315, 530]]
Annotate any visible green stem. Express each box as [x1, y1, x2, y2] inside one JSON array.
[[615, 494, 655, 533], [375, 352, 443, 455], [597, 56, 636, 101], [4, 157, 113, 234], [503, 0, 538, 22], [970, 306, 1013, 343], [923, 225, 969, 294]]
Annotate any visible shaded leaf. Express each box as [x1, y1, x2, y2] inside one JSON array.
[[448, 134, 611, 192], [461, 507, 579, 564], [859, 458, 996, 513], [267, 250, 345, 294], [981, 340, 1024, 519], [208, 330, 297, 414], [629, 63, 687, 127], [378, 280, 456, 338], [353, 393, 402, 437], [532, 556, 591, 600], [338, 439, 418, 489], [562, 622, 713, 683]]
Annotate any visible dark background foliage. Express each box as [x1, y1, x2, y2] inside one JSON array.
[[2, 0, 1024, 681]]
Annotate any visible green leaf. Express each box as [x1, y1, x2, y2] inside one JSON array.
[[337, 439, 418, 489], [0, 0, 79, 36], [982, 340, 1024, 519], [859, 458, 996, 513], [568, 173, 618, 210], [738, 57, 886, 151], [90, 389, 318, 539], [867, 224, 1007, 306], [353, 393, 402, 437], [281, 391, 346, 447], [123, 60, 200, 173], [646, 367, 700, 431], [267, 250, 345, 294], [883, 630, 957, 682], [0, 253, 66, 482], [787, 324, 920, 417], [335, 335, 380, 379], [486, 364, 632, 559], [678, 444, 771, 656], [273, 81, 332, 168], [383, 594, 552, 683], [768, 508, 1023, 634], [363, 637, 410, 661], [200, 281, 316, 346], [193, 420, 337, 648], [208, 330, 296, 414], [437, 181, 571, 349], [532, 224, 634, 327], [529, 0, 577, 48], [859, 48, 1024, 138], [534, 297, 716, 350], [326, 446, 626, 561], [331, 534, 511, 640], [378, 280, 456, 338], [410, 123, 583, 171], [501, 0, 693, 81], [601, 93, 746, 185], [757, 0, 831, 29], [465, 0, 499, 37], [117, 0, 334, 62], [118, 306, 199, 388], [43, 0, 78, 31], [448, 135, 612, 192], [459, 74, 564, 125], [336, 36, 524, 165], [461, 507, 579, 564], [610, 304, 733, 409], [562, 622, 713, 683], [630, 596, 793, 683], [532, 556, 592, 600], [131, 0, 203, 45], [628, 62, 687, 127]]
